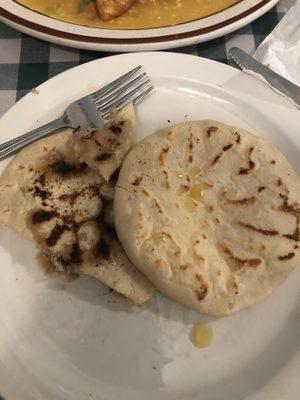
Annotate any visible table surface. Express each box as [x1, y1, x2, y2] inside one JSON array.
[[0, 0, 293, 118]]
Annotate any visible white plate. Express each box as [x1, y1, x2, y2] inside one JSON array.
[[0, 52, 299, 400], [0, 0, 279, 51]]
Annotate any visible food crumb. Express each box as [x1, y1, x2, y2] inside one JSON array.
[[167, 119, 171, 123], [31, 87, 40, 95]]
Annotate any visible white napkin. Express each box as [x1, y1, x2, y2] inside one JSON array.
[[254, 0, 300, 85]]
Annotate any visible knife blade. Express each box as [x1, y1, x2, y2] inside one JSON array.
[[229, 47, 300, 109]]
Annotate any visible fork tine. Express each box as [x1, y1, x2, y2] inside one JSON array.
[[101, 85, 154, 120], [93, 71, 146, 104], [95, 72, 147, 108], [90, 65, 142, 101], [98, 79, 152, 114], [133, 86, 154, 105]]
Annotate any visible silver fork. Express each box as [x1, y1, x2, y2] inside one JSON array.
[[0, 66, 153, 160]]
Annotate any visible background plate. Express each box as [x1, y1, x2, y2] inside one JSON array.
[[0, 52, 299, 400], [0, 0, 279, 51]]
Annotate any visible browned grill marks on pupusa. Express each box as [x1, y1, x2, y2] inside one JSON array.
[[94, 197, 117, 261], [195, 285, 208, 301], [50, 160, 88, 176], [141, 188, 150, 197], [160, 231, 173, 241], [153, 198, 164, 214], [221, 244, 262, 270], [283, 217, 299, 242], [236, 221, 279, 236], [96, 153, 112, 162], [258, 186, 266, 193], [278, 194, 300, 242], [180, 264, 189, 271], [46, 224, 70, 247], [277, 178, 283, 186], [58, 191, 81, 206], [32, 186, 51, 201], [57, 194, 68, 202], [225, 194, 256, 206], [212, 152, 223, 165], [278, 252, 295, 261], [239, 147, 255, 175], [158, 146, 170, 165], [235, 132, 241, 144], [206, 126, 218, 138], [195, 273, 204, 282], [109, 122, 123, 134], [69, 191, 82, 206], [278, 193, 300, 217], [193, 273, 208, 301], [32, 210, 58, 224], [162, 170, 170, 188], [188, 130, 195, 164], [109, 124, 122, 135], [29, 156, 116, 267], [107, 136, 121, 148], [223, 144, 233, 151], [132, 176, 143, 186], [188, 130, 194, 151], [211, 143, 233, 166], [58, 186, 99, 206], [174, 249, 181, 257], [33, 173, 46, 186]]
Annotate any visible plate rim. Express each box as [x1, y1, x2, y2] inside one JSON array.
[[0, 0, 279, 51]]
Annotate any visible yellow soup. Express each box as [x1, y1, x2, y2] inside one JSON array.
[[16, 0, 239, 30]]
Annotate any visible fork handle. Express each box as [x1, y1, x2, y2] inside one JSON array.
[[0, 116, 68, 160]]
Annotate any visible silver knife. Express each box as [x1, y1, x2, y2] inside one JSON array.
[[229, 47, 300, 109]]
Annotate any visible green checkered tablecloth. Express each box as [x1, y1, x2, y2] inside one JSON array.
[[0, 0, 292, 118]]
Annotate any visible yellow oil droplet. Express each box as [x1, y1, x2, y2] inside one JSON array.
[[152, 233, 166, 246], [189, 323, 213, 348], [188, 165, 203, 178], [176, 171, 183, 178], [185, 196, 197, 213], [189, 185, 204, 202]]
